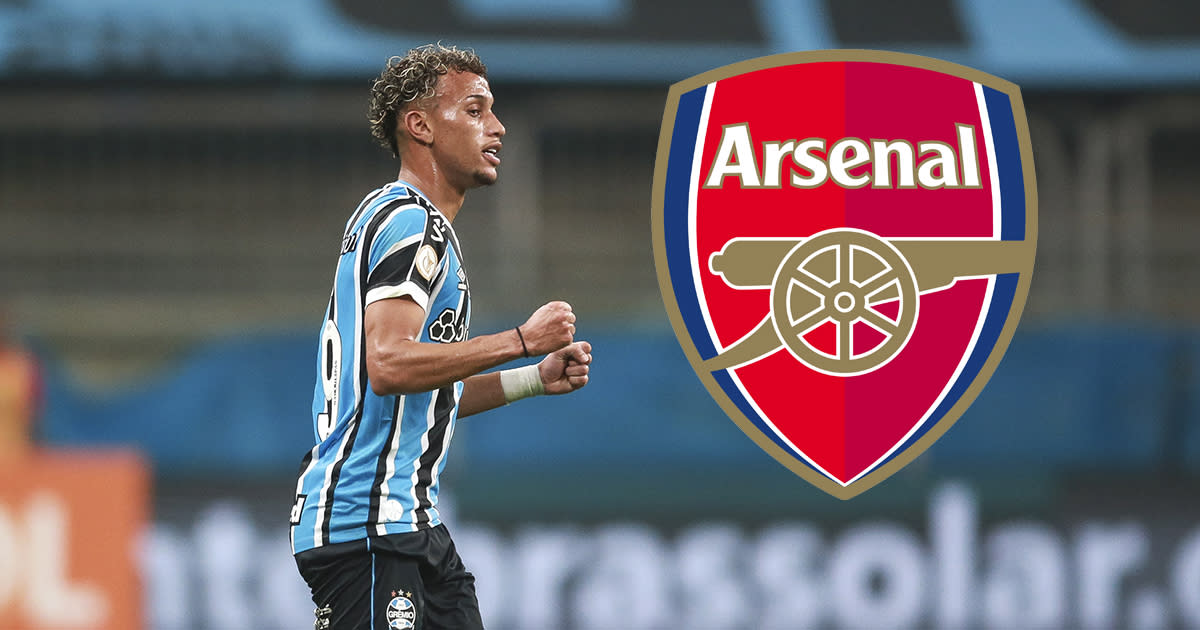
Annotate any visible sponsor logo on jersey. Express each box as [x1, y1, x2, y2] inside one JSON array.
[[651, 51, 1037, 498], [341, 230, 359, 255], [415, 244, 439, 281], [382, 498, 404, 522], [428, 308, 468, 343], [289, 494, 306, 525]]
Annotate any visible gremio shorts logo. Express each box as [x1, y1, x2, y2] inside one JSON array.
[[386, 595, 416, 629], [651, 51, 1037, 499]]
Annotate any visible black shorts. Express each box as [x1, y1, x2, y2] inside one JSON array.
[[295, 524, 484, 630]]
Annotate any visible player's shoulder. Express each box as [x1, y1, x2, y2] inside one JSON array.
[[351, 185, 424, 234], [345, 181, 418, 224], [382, 183, 446, 219]]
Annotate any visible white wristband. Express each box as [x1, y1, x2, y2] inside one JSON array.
[[500, 365, 544, 403]]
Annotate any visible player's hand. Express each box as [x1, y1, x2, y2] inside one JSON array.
[[538, 341, 591, 395], [518, 301, 575, 356]]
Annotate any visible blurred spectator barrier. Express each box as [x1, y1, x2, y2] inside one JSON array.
[[36, 323, 1199, 480]]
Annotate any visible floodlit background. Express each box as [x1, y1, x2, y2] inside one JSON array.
[[1, 1, 1199, 629]]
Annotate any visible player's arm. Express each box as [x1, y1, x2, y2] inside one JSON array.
[[458, 341, 592, 418], [364, 298, 576, 396]]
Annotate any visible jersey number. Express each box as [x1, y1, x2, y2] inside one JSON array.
[[316, 319, 342, 441]]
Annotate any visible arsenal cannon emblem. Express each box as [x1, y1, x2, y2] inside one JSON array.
[[651, 51, 1037, 498]]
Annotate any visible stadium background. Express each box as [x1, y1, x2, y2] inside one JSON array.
[[2, 0, 1200, 628]]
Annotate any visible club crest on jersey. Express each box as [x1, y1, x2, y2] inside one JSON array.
[[651, 51, 1037, 499], [386, 594, 416, 629]]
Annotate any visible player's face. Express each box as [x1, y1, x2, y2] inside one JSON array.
[[429, 71, 506, 189]]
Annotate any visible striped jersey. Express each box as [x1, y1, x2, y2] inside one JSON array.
[[291, 181, 471, 554]]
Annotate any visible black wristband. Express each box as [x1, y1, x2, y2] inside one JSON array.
[[515, 326, 530, 358]]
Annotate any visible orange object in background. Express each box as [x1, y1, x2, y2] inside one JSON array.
[[0, 344, 39, 456], [0, 451, 148, 630]]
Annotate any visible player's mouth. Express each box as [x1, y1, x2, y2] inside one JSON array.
[[483, 144, 502, 166]]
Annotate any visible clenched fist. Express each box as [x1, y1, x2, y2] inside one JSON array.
[[539, 341, 592, 395], [517, 301, 576, 356]]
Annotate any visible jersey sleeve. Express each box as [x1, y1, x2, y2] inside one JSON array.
[[364, 206, 449, 312]]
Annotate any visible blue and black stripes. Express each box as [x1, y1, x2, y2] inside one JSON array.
[[292, 181, 472, 554]]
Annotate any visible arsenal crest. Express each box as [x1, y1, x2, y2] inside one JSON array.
[[651, 51, 1037, 499]]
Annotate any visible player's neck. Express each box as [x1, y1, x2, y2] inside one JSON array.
[[396, 164, 465, 223]]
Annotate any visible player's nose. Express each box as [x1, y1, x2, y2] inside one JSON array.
[[489, 113, 506, 138]]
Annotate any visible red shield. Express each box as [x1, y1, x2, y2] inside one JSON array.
[[651, 51, 1037, 498]]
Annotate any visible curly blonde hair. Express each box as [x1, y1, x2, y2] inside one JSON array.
[[368, 44, 488, 158]]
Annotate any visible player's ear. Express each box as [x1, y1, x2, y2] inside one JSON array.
[[402, 108, 434, 146]]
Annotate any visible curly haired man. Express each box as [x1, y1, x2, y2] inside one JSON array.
[[290, 44, 592, 630]]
